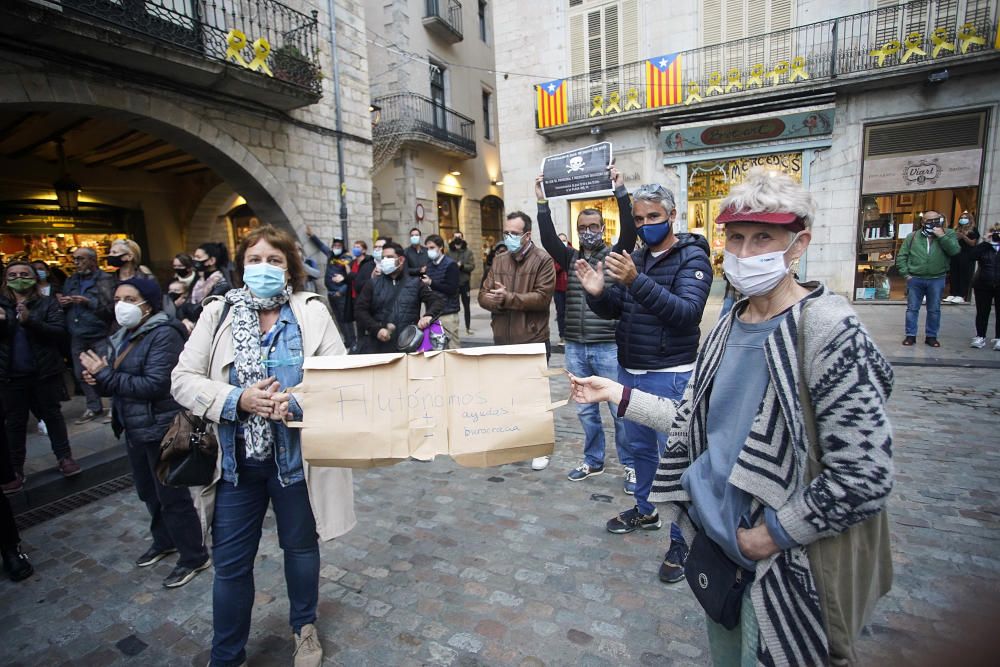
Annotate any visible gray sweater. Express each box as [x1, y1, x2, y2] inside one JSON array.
[[628, 283, 894, 666]]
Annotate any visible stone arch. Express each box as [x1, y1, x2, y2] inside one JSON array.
[[186, 182, 240, 254], [1, 70, 303, 234]]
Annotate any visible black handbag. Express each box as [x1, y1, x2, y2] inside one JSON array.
[[157, 412, 218, 488], [684, 531, 754, 630]]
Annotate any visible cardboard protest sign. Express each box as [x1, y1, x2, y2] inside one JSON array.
[[541, 142, 613, 199], [290, 343, 561, 468]]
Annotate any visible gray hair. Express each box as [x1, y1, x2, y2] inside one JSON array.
[[76, 247, 97, 259], [632, 183, 676, 213], [720, 168, 815, 229]]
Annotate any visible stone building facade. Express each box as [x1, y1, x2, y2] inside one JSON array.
[[494, 0, 999, 300], [0, 0, 374, 280]]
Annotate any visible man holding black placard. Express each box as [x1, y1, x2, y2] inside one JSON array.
[[576, 181, 712, 584]]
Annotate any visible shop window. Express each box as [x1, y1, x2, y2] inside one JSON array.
[[854, 187, 980, 301], [437, 192, 461, 240], [687, 152, 803, 276]]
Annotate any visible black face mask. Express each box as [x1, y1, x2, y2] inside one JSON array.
[[168, 292, 183, 300], [992, 232, 1000, 244], [193, 259, 206, 272], [107, 255, 127, 268], [175, 268, 191, 278], [450, 241, 466, 251]]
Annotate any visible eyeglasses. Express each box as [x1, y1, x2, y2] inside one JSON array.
[[577, 224, 603, 234]]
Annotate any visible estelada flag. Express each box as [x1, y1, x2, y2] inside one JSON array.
[[536, 79, 568, 128], [645, 53, 682, 108]]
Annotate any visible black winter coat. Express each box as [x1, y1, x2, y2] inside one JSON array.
[[587, 234, 713, 369], [0, 294, 68, 379], [537, 185, 639, 344], [973, 241, 1000, 287], [94, 313, 186, 444], [354, 272, 444, 352], [424, 256, 460, 315]]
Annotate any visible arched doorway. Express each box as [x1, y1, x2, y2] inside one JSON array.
[[480, 194, 504, 262]]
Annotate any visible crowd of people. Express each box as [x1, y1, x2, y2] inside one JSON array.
[[1, 166, 997, 666]]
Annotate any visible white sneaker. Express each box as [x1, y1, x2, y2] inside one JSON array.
[[952, 296, 966, 304], [37, 420, 47, 435], [993, 339, 1000, 351], [971, 337, 987, 349], [531, 456, 550, 471], [942, 295, 955, 303]]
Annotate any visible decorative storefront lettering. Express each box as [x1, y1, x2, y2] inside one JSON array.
[[904, 159, 940, 185]]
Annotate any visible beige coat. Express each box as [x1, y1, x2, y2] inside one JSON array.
[[171, 292, 356, 541]]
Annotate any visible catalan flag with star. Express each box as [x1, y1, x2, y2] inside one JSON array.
[[536, 79, 568, 129], [645, 53, 682, 108]]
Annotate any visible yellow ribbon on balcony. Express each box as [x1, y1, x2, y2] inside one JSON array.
[[869, 39, 900, 66], [725, 68, 742, 92], [684, 82, 703, 105], [225, 29, 249, 67], [958, 23, 986, 53], [590, 95, 605, 117], [248, 38, 273, 76], [789, 56, 809, 81], [747, 64, 765, 88], [605, 91, 622, 114], [931, 27, 956, 57], [769, 60, 789, 85], [706, 72, 724, 95], [623, 87, 641, 111], [901, 32, 927, 63]]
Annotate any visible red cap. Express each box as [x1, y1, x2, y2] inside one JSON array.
[[716, 205, 806, 232]]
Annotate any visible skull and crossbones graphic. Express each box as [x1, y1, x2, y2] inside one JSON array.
[[567, 156, 586, 173]]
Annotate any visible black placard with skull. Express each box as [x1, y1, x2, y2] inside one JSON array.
[[540, 142, 614, 199]]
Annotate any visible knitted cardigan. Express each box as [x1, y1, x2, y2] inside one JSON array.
[[629, 283, 894, 666]]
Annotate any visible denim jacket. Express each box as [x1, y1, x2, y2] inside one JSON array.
[[218, 303, 306, 487]]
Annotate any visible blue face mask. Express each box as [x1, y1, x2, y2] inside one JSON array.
[[36, 269, 48, 282], [637, 221, 671, 247], [243, 263, 287, 298], [503, 233, 524, 253], [351, 247, 362, 258]]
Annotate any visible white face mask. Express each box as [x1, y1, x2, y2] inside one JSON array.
[[380, 257, 399, 275], [723, 233, 802, 297], [115, 301, 146, 329]]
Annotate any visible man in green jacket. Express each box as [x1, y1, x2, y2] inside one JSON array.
[[895, 210, 960, 347]]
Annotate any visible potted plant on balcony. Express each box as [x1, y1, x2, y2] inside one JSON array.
[[272, 44, 320, 88]]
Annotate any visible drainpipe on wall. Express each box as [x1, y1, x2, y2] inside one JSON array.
[[326, 0, 349, 244]]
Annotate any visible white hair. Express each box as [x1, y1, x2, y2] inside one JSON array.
[[719, 167, 815, 229]]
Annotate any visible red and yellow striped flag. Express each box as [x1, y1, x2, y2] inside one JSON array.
[[645, 53, 683, 108], [536, 79, 568, 128]]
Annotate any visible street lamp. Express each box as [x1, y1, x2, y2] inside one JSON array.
[[369, 103, 382, 125], [53, 137, 80, 211]]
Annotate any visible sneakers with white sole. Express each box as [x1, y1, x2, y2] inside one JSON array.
[[994, 339, 1000, 351], [971, 337, 987, 349], [293, 623, 323, 667], [567, 463, 604, 481], [531, 456, 550, 471]]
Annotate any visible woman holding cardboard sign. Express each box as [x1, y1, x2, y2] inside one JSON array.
[[171, 225, 355, 667]]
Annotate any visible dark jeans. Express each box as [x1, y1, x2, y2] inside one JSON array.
[[458, 283, 472, 329], [0, 421, 19, 549], [71, 336, 107, 413], [210, 459, 319, 667], [0, 375, 71, 473], [126, 437, 207, 568], [328, 294, 356, 348], [949, 255, 975, 299], [554, 290, 567, 338], [974, 283, 1000, 338], [905, 276, 945, 337]]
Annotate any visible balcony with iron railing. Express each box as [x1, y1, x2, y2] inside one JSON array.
[[4, 0, 323, 110], [535, 0, 999, 134], [372, 92, 477, 160], [424, 0, 463, 43]]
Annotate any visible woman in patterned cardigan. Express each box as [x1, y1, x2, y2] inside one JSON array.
[[572, 169, 894, 666]]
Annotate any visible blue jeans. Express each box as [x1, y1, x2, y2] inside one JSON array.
[[564, 342, 630, 469], [618, 367, 692, 518], [905, 276, 946, 337], [210, 460, 319, 667]]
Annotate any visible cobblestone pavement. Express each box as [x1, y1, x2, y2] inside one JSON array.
[[2, 362, 998, 666]]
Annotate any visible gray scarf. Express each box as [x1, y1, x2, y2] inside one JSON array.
[[226, 286, 292, 461]]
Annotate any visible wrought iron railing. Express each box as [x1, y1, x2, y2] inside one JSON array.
[[373, 92, 477, 155], [537, 0, 997, 129], [425, 0, 463, 38], [48, 0, 322, 93]]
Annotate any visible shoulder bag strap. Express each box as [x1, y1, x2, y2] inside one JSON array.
[[796, 301, 823, 480], [112, 336, 145, 370]]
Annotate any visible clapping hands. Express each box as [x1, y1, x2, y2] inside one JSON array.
[[238, 376, 294, 421]]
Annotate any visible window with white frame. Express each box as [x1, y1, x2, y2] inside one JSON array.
[[568, 0, 639, 108]]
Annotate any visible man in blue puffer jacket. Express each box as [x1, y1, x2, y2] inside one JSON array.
[[577, 182, 712, 584]]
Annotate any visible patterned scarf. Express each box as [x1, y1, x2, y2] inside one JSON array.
[[226, 286, 292, 461]]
